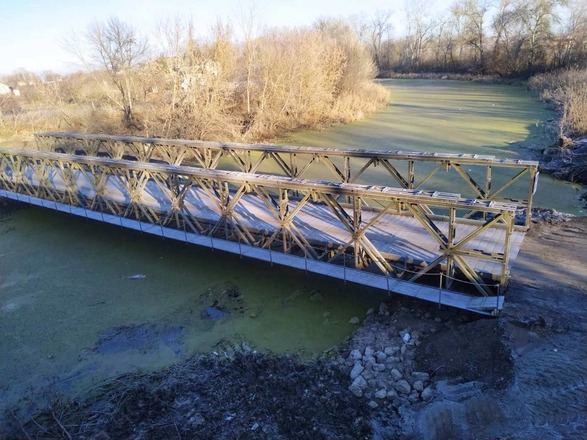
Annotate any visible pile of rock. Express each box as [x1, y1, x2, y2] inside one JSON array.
[[530, 208, 574, 224], [341, 304, 435, 410], [515, 208, 574, 225]]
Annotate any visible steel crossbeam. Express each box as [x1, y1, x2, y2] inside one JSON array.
[[0, 147, 518, 299], [35, 132, 539, 229]]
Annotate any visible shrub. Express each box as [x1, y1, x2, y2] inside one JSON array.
[[529, 69, 587, 137]]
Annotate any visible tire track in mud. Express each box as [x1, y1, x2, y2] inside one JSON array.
[[514, 333, 587, 438]]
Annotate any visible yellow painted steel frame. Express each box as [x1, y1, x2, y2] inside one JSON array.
[[35, 132, 538, 230], [0, 147, 517, 297]]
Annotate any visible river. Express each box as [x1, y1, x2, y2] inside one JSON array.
[[1, 79, 584, 408], [280, 79, 585, 215]]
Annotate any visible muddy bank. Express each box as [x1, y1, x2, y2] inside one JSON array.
[[540, 137, 587, 186], [6, 350, 372, 440]]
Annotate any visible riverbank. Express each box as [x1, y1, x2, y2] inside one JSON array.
[[5, 217, 586, 439], [377, 71, 526, 85], [528, 69, 587, 187], [540, 138, 587, 185]]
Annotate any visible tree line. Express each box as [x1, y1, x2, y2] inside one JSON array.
[[356, 0, 586, 77], [1, 17, 388, 141], [2, 0, 586, 141]]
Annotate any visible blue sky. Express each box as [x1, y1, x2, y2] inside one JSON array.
[[0, 0, 451, 75]]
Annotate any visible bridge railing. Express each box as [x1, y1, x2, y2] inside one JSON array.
[[1, 146, 517, 298], [35, 132, 538, 230]]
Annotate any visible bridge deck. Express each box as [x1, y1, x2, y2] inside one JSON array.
[[22, 168, 524, 281]]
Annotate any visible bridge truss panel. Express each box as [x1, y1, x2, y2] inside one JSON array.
[[0, 147, 521, 314], [35, 132, 539, 230]]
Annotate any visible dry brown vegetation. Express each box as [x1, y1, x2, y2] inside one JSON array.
[[0, 18, 388, 144], [529, 68, 587, 184], [529, 68, 587, 138]]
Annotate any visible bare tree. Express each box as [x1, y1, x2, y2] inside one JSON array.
[[491, 0, 528, 73], [433, 16, 456, 71], [515, 0, 562, 73], [64, 17, 149, 127], [236, 4, 264, 124], [451, 0, 491, 72], [559, 0, 587, 67], [369, 10, 393, 70], [403, 0, 437, 70]]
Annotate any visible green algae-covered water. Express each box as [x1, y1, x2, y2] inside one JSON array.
[[279, 79, 586, 215], [1, 79, 585, 409], [0, 207, 384, 409]]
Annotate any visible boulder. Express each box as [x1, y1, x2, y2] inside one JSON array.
[[373, 363, 386, 372], [384, 346, 399, 356], [362, 355, 376, 365], [412, 371, 430, 382], [386, 389, 398, 399], [395, 379, 411, 395], [348, 384, 363, 397], [374, 389, 387, 399], [421, 386, 434, 401], [352, 375, 368, 390], [375, 351, 387, 363], [350, 362, 365, 380], [390, 368, 403, 381]]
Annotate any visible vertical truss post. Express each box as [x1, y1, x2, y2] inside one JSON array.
[[446, 207, 456, 289], [343, 156, 351, 182], [353, 196, 364, 269], [500, 211, 514, 293], [526, 168, 538, 230], [485, 165, 492, 199], [484, 165, 492, 222], [290, 153, 297, 178], [244, 151, 252, 173], [279, 188, 289, 253], [408, 161, 415, 188]]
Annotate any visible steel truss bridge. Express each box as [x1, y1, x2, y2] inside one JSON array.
[[0, 133, 539, 315]]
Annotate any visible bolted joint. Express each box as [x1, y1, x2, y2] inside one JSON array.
[[352, 231, 364, 240], [129, 190, 143, 203], [95, 187, 108, 198], [171, 199, 183, 211]]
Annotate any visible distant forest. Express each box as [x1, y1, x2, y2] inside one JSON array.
[[352, 0, 586, 77]]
